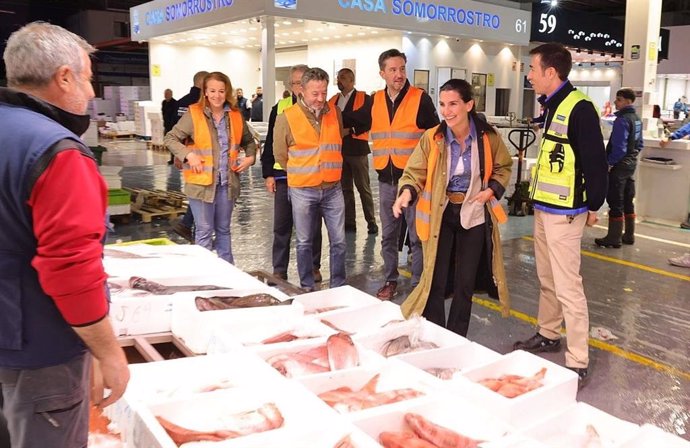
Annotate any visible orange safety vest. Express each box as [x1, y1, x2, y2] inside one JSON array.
[[283, 105, 343, 188], [416, 127, 508, 241], [327, 91, 369, 141], [183, 104, 244, 185], [370, 87, 424, 170]]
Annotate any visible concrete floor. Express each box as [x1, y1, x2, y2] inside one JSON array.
[[103, 139, 690, 440]]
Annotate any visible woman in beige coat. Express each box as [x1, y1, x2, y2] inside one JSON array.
[[393, 79, 512, 336], [165, 72, 256, 263]]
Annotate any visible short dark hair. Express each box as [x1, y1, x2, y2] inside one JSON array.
[[529, 43, 572, 81], [301, 67, 329, 87], [616, 88, 636, 102], [378, 49, 406, 71], [337, 67, 354, 79]]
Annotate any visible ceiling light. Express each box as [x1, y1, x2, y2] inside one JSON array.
[[371, 30, 379, 34], [297, 19, 304, 23], [357, 32, 365, 36], [282, 21, 292, 25], [292, 31, 299, 35], [305, 29, 312, 33]]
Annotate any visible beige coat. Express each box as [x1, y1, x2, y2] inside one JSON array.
[[399, 124, 513, 318], [165, 106, 257, 202]]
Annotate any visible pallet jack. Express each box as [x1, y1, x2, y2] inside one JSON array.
[[506, 126, 536, 216]]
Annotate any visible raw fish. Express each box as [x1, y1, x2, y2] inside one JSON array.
[[194, 294, 291, 311], [380, 431, 438, 448], [318, 374, 424, 413], [326, 333, 359, 370], [478, 367, 547, 398], [423, 368, 459, 380], [405, 412, 483, 448], [129, 276, 227, 295], [382, 335, 439, 357]]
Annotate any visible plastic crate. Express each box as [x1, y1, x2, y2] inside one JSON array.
[[107, 188, 130, 205]]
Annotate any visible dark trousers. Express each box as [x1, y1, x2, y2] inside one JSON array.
[[272, 179, 322, 274], [342, 154, 376, 229], [606, 159, 637, 218], [423, 204, 485, 337], [0, 352, 90, 448]]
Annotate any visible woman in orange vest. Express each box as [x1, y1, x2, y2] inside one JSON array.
[[165, 72, 257, 263], [392, 79, 512, 336]]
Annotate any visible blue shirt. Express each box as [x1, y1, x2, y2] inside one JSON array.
[[211, 104, 231, 186], [445, 118, 477, 192], [608, 106, 643, 166], [670, 121, 690, 141]]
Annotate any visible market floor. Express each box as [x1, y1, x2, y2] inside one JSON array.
[[103, 139, 690, 440]]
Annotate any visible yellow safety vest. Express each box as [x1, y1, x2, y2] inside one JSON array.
[[328, 91, 369, 141], [530, 90, 591, 208], [370, 87, 424, 170], [183, 104, 244, 185], [284, 105, 343, 188], [273, 96, 295, 171], [416, 126, 508, 241]]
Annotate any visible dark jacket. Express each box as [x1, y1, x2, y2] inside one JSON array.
[[175, 86, 202, 122], [161, 97, 178, 133], [539, 81, 608, 212], [250, 95, 264, 122], [0, 88, 102, 368], [339, 89, 373, 157], [261, 94, 296, 180], [357, 80, 439, 183], [606, 106, 642, 166], [237, 96, 250, 120]]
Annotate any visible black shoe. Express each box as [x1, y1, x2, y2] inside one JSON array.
[[513, 333, 561, 353], [567, 366, 590, 389], [368, 224, 379, 235]]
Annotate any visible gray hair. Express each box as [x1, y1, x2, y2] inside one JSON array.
[[289, 64, 309, 80], [3, 21, 95, 88], [301, 67, 329, 87]]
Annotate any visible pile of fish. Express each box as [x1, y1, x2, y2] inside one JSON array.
[[267, 333, 359, 377], [128, 276, 227, 295], [423, 368, 460, 380], [318, 374, 424, 413], [381, 334, 439, 357], [380, 413, 483, 448], [477, 367, 547, 398], [156, 402, 284, 446], [260, 331, 320, 345], [195, 294, 290, 311]]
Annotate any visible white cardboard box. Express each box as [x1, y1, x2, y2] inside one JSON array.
[[396, 342, 502, 379], [457, 350, 578, 427], [354, 317, 470, 358], [619, 424, 690, 448], [293, 285, 380, 315], [171, 288, 301, 354], [318, 301, 404, 335], [352, 394, 514, 445], [516, 401, 639, 447]]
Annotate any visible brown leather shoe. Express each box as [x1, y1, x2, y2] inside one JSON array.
[[313, 269, 322, 283], [376, 281, 397, 300]]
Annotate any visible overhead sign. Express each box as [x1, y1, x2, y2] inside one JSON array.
[[530, 3, 670, 60], [132, 0, 530, 45]]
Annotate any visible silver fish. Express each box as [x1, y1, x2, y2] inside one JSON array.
[[129, 276, 228, 295], [195, 294, 292, 311]]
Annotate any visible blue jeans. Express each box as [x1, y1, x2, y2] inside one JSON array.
[[189, 184, 234, 263], [289, 184, 346, 289], [379, 181, 422, 285]]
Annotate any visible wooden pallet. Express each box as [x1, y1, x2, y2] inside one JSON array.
[[146, 142, 168, 151], [99, 132, 135, 140], [130, 204, 186, 223], [124, 187, 187, 209]]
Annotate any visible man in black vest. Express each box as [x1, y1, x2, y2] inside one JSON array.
[[595, 88, 643, 248], [331, 68, 378, 235]]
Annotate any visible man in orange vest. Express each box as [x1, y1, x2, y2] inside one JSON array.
[[370, 49, 439, 300], [328, 68, 378, 235], [274, 67, 347, 290], [261, 64, 322, 283]]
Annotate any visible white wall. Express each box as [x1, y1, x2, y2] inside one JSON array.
[[569, 66, 623, 114], [404, 36, 522, 116], [306, 35, 403, 99], [149, 43, 261, 104]]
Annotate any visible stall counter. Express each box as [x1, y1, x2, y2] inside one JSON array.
[[636, 138, 690, 225]]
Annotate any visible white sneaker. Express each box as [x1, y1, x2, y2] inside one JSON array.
[[668, 253, 690, 268]]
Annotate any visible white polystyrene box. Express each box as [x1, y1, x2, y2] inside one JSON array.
[[136, 382, 336, 448], [208, 314, 336, 350], [396, 342, 502, 379], [618, 424, 690, 448], [457, 350, 578, 427], [219, 422, 380, 448], [317, 301, 404, 335], [171, 288, 301, 354], [293, 285, 380, 315], [516, 401, 639, 447], [104, 250, 235, 280], [298, 358, 441, 416], [481, 434, 552, 448], [354, 317, 469, 358], [351, 394, 514, 445], [253, 337, 384, 380], [105, 351, 283, 444]]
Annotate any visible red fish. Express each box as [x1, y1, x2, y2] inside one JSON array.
[[478, 367, 547, 398], [379, 431, 438, 448], [327, 333, 359, 370], [405, 413, 483, 448]]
